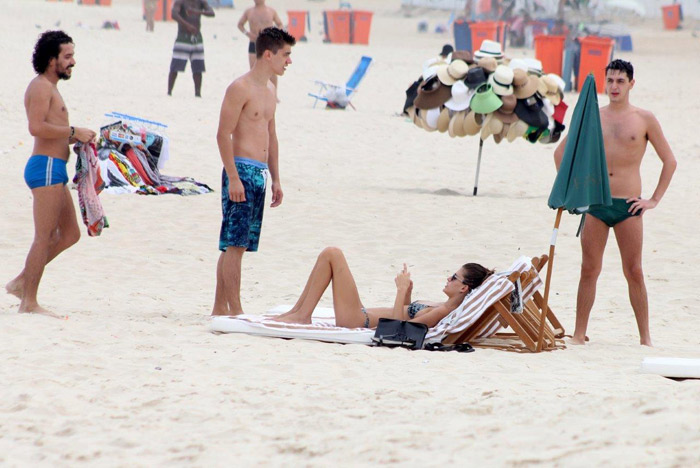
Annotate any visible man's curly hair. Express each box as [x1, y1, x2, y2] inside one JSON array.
[[32, 30, 73, 74], [255, 27, 296, 59]]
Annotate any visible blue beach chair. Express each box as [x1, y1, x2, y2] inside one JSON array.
[[308, 55, 373, 110]]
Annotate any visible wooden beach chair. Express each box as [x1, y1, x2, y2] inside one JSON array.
[[437, 255, 565, 353], [308, 55, 373, 110]]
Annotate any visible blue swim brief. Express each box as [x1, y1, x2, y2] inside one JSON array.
[[219, 157, 268, 252], [24, 155, 69, 189]]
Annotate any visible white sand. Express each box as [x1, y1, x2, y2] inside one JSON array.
[[1, 0, 699, 465]]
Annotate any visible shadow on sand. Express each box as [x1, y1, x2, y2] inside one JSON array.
[[376, 186, 546, 200]]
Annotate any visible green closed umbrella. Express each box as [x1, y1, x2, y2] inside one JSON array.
[[537, 74, 612, 351]]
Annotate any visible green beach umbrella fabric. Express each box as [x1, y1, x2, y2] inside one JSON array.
[[548, 74, 612, 213]]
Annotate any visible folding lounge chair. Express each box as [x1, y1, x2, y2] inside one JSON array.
[[308, 55, 373, 110], [438, 255, 565, 352]]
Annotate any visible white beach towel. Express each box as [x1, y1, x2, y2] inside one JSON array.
[[211, 308, 374, 345]]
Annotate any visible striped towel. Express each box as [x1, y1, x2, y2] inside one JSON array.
[[425, 274, 514, 343], [476, 256, 542, 338], [425, 256, 542, 343]]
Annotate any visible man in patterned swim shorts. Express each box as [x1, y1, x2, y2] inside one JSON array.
[[212, 27, 295, 316], [167, 0, 214, 97]]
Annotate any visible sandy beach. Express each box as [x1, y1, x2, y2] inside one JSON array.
[[1, 0, 699, 465]]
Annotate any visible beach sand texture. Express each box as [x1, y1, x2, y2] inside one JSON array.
[[1, 0, 699, 465]]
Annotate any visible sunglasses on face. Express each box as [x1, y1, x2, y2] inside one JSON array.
[[450, 273, 468, 285]]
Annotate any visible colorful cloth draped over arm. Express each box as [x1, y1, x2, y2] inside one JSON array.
[[74, 142, 109, 236]]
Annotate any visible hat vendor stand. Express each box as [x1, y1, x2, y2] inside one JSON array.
[[406, 53, 569, 196]]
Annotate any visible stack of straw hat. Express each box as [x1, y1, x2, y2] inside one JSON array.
[[406, 40, 569, 144]]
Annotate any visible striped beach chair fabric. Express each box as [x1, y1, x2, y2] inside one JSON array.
[[437, 255, 565, 352]]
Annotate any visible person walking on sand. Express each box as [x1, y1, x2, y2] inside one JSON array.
[[212, 27, 295, 316], [5, 30, 96, 318], [554, 59, 676, 346], [238, 1, 284, 95], [168, 0, 214, 97], [144, 0, 157, 32]]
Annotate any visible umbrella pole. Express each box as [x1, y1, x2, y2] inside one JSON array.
[[473, 138, 484, 196], [537, 207, 564, 352]]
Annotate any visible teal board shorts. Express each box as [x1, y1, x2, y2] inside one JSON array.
[[219, 157, 268, 252], [586, 197, 641, 227]]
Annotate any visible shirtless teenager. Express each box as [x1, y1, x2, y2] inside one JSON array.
[[5, 31, 96, 317], [212, 27, 295, 316], [168, 0, 214, 97], [554, 60, 677, 346], [238, 1, 283, 94]]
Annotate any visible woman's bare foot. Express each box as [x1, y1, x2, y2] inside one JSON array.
[[273, 308, 297, 319], [5, 277, 25, 299], [272, 310, 311, 324], [19, 303, 64, 319]]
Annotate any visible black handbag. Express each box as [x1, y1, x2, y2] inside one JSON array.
[[372, 318, 428, 350]]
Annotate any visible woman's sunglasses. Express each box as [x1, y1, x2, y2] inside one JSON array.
[[450, 273, 468, 285]]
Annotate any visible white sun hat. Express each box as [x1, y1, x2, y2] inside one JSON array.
[[487, 65, 514, 96], [473, 39, 504, 60], [424, 107, 441, 130], [445, 80, 473, 111]]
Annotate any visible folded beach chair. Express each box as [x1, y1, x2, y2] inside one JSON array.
[[308, 55, 373, 110]]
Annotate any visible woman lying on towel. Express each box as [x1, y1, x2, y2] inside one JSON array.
[[273, 247, 494, 329]]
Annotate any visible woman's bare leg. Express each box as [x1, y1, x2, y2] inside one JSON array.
[[275, 247, 365, 327]]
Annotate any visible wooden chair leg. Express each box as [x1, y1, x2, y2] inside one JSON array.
[[493, 301, 537, 351]]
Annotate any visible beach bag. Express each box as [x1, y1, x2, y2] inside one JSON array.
[[372, 319, 428, 350], [324, 87, 349, 109]]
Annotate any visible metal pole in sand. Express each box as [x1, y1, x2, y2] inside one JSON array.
[[473, 138, 484, 196]]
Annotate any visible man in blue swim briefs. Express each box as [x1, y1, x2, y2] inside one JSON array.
[[167, 0, 214, 97], [5, 31, 96, 317], [212, 27, 295, 316], [554, 59, 677, 346]]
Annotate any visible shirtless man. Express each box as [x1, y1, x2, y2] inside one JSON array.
[[554, 59, 677, 346], [168, 0, 214, 97], [5, 31, 96, 317], [238, 1, 283, 93], [212, 27, 295, 316]]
